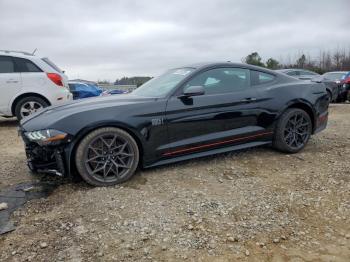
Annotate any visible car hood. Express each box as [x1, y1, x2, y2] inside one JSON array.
[[20, 93, 158, 131]]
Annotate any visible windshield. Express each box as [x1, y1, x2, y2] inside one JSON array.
[[132, 68, 194, 97], [323, 72, 346, 81]]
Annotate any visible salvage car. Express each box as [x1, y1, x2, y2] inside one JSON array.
[[19, 62, 329, 186], [276, 68, 320, 80], [277, 69, 339, 102], [313, 71, 348, 102], [339, 71, 350, 102]]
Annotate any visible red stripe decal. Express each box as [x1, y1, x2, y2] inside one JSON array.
[[163, 131, 273, 156]]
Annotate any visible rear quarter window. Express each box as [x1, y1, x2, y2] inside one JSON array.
[[251, 70, 276, 86]]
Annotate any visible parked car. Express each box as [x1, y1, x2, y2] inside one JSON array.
[[339, 71, 350, 102], [0, 50, 72, 120], [277, 69, 338, 102], [68, 82, 103, 99], [276, 69, 320, 80], [313, 71, 348, 102], [19, 62, 329, 186], [101, 89, 128, 96]]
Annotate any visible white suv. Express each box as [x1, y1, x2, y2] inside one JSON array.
[[0, 50, 72, 120]]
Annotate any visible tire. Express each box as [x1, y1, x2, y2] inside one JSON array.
[[14, 96, 49, 120], [75, 127, 139, 187], [326, 90, 332, 103], [273, 108, 312, 154]]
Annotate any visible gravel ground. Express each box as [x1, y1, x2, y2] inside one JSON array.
[[0, 104, 349, 261]]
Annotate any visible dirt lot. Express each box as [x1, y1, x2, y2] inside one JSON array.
[[0, 104, 349, 261]]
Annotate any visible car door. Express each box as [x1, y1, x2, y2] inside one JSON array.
[[163, 67, 271, 158], [0, 56, 22, 115]]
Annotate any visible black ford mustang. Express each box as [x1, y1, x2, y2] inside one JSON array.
[[19, 62, 329, 186]]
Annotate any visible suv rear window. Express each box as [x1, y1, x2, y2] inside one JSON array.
[[42, 57, 62, 73], [0, 56, 15, 73], [13, 57, 42, 72]]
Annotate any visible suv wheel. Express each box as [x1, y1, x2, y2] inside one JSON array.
[[75, 127, 139, 187], [273, 108, 312, 153], [15, 96, 49, 120]]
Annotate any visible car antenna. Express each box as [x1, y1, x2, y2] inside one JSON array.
[[32, 48, 37, 55]]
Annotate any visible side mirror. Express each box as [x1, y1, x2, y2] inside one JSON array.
[[180, 86, 205, 98]]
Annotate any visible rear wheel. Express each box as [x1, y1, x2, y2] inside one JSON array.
[[75, 127, 139, 187], [14, 96, 49, 120], [273, 108, 312, 153]]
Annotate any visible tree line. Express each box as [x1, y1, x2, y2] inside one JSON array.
[[244, 49, 350, 74], [98, 49, 350, 85], [98, 76, 152, 86], [114, 76, 152, 87]]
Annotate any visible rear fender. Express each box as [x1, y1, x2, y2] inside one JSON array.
[[277, 99, 317, 133]]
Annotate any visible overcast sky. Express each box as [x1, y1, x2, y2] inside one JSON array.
[[0, 0, 349, 81]]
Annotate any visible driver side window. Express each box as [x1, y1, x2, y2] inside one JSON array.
[[184, 67, 250, 95]]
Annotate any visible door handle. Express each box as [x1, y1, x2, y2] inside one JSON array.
[[240, 97, 257, 103]]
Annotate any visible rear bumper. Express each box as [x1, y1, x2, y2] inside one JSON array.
[[49, 89, 73, 106]]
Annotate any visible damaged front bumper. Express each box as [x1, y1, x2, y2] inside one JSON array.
[[25, 144, 66, 176], [19, 127, 70, 177]]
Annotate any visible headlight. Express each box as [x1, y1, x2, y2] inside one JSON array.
[[25, 129, 68, 145]]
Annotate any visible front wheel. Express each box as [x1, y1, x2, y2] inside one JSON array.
[[273, 108, 312, 153], [75, 127, 139, 186]]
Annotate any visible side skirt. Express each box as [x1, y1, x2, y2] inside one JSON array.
[[144, 141, 272, 168]]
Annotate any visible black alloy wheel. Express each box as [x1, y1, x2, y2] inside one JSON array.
[[75, 127, 139, 186], [273, 108, 312, 153]]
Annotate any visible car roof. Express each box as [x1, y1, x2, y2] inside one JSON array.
[[276, 68, 315, 72], [179, 62, 279, 74], [0, 50, 35, 58]]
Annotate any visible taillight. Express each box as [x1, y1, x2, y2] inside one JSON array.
[[344, 76, 350, 84], [47, 73, 63, 86]]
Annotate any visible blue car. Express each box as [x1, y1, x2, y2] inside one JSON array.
[[68, 82, 103, 100], [102, 89, 128, 96]]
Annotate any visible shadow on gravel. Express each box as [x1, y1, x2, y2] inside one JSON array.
[[0, 117, 18, 127], [0, 180, 63, 235]]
